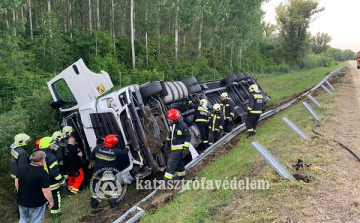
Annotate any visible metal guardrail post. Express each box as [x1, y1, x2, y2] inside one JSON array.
[[325, 80, 335, 91], [251, 141, 295, 180], [282, 117, 311, 140], [321, 85, 332, 94], [302, 101, 321, 121], [307, 95, 323, 108]]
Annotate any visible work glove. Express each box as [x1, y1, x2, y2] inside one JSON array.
[[60, 179, 66, 187], [88, 161, 95, 169]]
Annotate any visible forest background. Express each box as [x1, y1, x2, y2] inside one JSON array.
[[0, 0, 355, 166]]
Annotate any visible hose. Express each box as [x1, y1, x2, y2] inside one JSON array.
[[312, 121, 360, 162]]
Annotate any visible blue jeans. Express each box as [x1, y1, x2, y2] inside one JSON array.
[[18, 204, 46, 223]]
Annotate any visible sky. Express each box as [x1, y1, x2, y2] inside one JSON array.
[[262, 0, 360, 52]]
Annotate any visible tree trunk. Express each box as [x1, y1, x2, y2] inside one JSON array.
[[238, 45, 242, 67], [145, 2, 148, 66], [174, 0, 179, 61], [12, 10, 16, 34], [88, 0, 92, 30], [28, 0, 33, 40], [69, 0, 72, 38], [47, 0, 52, 38], [130, 0, 136, 69], [197, 10, 203, 58], [96, 0, 100, 27]]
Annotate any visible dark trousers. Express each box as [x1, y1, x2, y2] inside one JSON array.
[[164, 150, 185, 179], [50, 189, 61, 214], [208, 130, 222, 145], [91, 170, 118, 208], [197, 122, 209, 149], [224, 119, 233, 133], [245, 113, 261, 133]]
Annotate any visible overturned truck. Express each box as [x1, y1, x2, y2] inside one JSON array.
[[47, 59, 270, 184]]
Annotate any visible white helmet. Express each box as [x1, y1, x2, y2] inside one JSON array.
[[213, 103, 221, 111], [62, 126, 74, 137], [249, 84, 259, 93], [200, 99, 208, 107]]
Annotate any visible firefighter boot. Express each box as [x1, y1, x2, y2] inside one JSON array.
[[246, 131, 255, 138]]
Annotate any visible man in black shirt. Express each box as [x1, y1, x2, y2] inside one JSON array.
[[15, 151, 54, 223], [63, 137, 85, 196]]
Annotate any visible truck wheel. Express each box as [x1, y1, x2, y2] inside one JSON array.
[[236, 73, 244, 81], [167, 82, 180, 102], [188, 84, 202, 94], [181, 77, 197, 87], [173, 82, 184, 100], [177, 81, 189, 98], [161, 82, 174, 104], [243, 72, 251, 79], [222, 74, 238, 85], [140, 81, 163, 98]]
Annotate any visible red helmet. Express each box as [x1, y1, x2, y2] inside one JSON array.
[[104, 134, 118, 148], [167, 108, 181, 120], [35, 138, 41, 150]]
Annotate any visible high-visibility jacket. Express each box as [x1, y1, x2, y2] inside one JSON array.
[[43, 149, 65, 191], [220, 98, 235, 119], [10, 146, 29, 179], [90, 144, 128, 172], [189, 101, 209, 123], [247, 92, 264, 114], [166, 118, 191, 150], [208, 111, 224, 132]]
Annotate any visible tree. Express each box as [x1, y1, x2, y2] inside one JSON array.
[[309, 32, 332, 54], [276, 0, 324, 65]]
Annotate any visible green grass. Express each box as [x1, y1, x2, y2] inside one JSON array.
[[0, 63, 346, 223]]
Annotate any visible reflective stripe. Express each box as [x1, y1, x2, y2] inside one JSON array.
[[198, 107, 208, 112], [202, 140, 208, 143], [250, 110, 262, 114], [50, 183, 60, 190], [254, 95, 263, 99], [51, 210, 59, 214], [195, 118, 208, 122], [11, 174, 16, 179], [183, 142, 190, 147], [247, 128, 254, 132], [219, 126, 223, 129], [91, 195, 98, 198], [166, 137, 170, 141], [230, 112, 234, 116], [171, 145, 183, 150], [11, 149, 19, 159], [177, 171, 186, 176], [49, 161, 58, 169], [95, 154, 116, 161], [247, 106, 252, 110], [164, 172, 173, 179], [177, 130, 182, 135]]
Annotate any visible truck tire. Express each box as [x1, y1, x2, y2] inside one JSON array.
[[181, 77, 197, 87], [222, 74, 238, 85], [243, 72, 250, 80], [161, 82, 174, 104], [177, 81, 189, 98], [140, 81, 163, 98], [236, 73, 244, 81], [173, 82, 184, 100], [188, 84, 202, 94], [167, 82, 180, 102]]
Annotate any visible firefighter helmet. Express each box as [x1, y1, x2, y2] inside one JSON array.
[[62, 126, 74, 137], [39, 137, 55, 149], [104, 134, 118, 148], [35, 138, 41, 150], [14, 134, 31, 147], [221, 92, 228, 98], [52, 131, 64, 141], [249, 84, 259, 93], [200, 99, 208, 107], [213, 103, 221, 111], [167, 108, 181, 120]]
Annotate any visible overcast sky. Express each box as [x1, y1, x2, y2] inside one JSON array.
[[262, 0, 360, 52]]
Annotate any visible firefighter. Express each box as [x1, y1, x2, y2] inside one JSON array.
[[164, 108, 191, 181], [219, 92, 235, 133], [89, 134, 129, 209], [51, 131, 65, 164], [208, 104, 224, 146], [188, 98, 209, 150], [10, 134, 31, 180], [38, 137, 65, 217], [61, 126, 74, 145], [63, 137, 85, 196], [245, 84, 264, 138]]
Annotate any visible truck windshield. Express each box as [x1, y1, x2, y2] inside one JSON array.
[[51, 79, 78, 109]]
